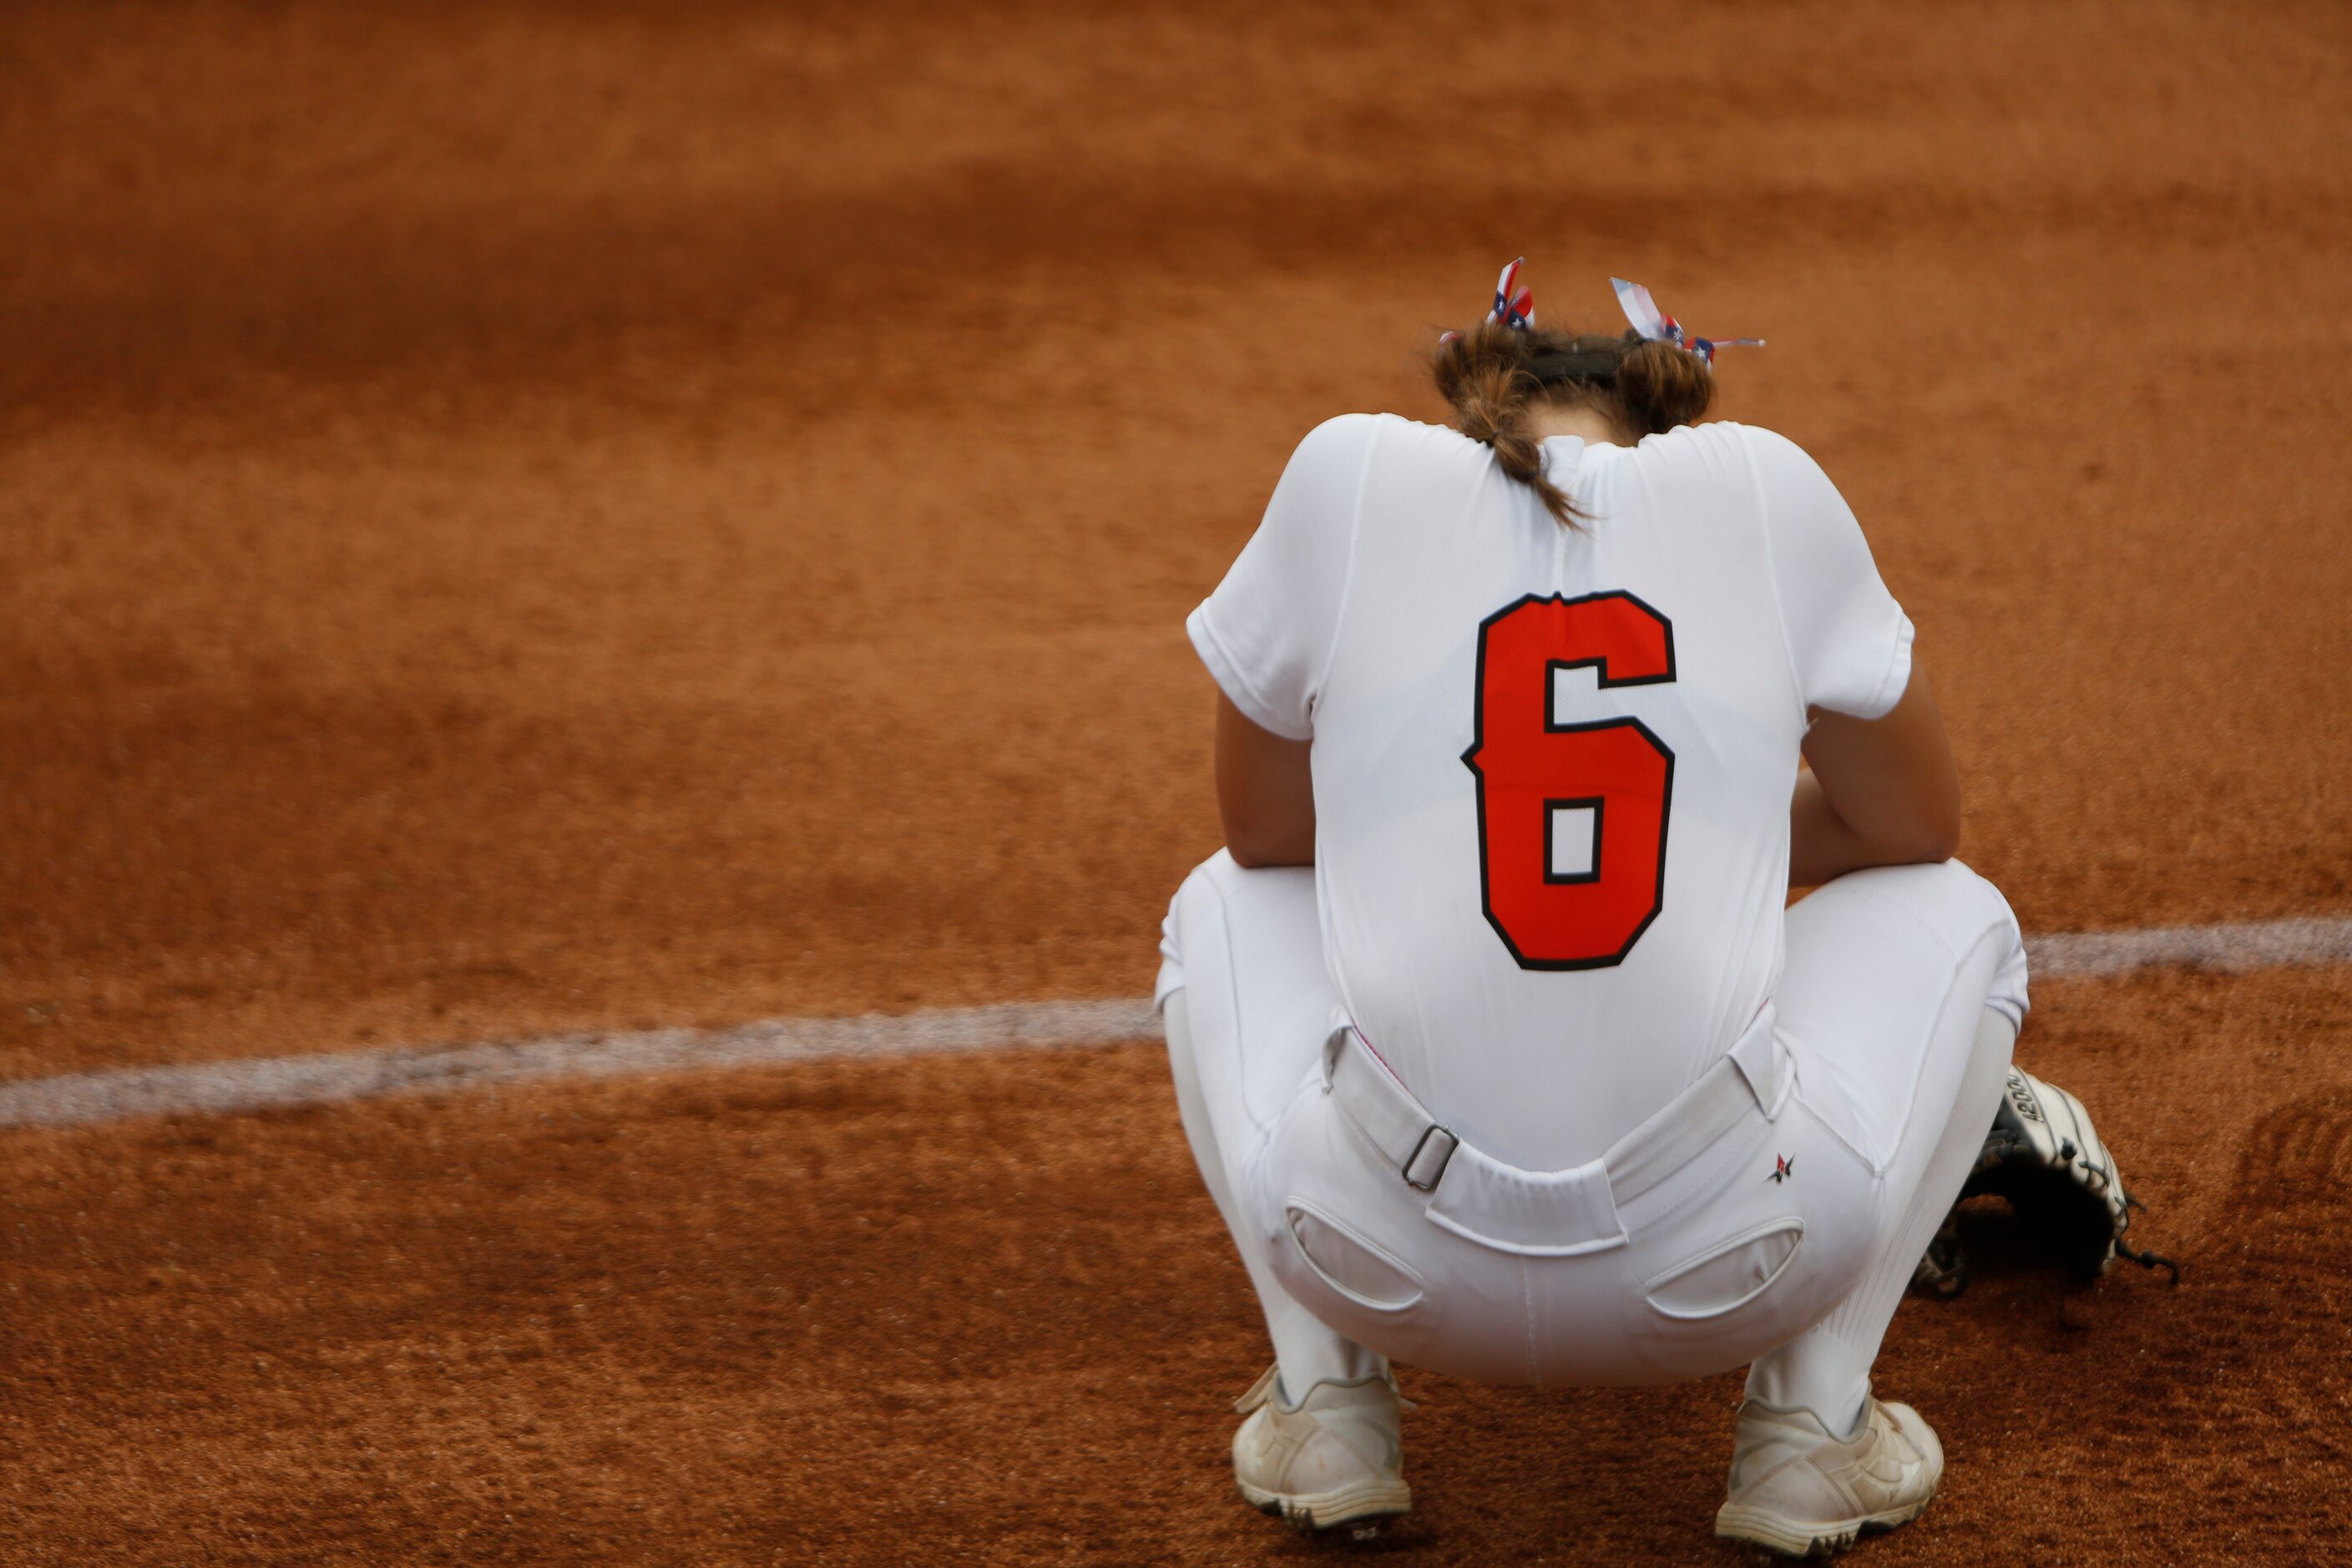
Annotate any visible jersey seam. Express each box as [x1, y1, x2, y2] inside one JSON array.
[[1740, 426, 1816, 732], [1444, 431, 1500, 585], [1302, 415, 1383, 725]]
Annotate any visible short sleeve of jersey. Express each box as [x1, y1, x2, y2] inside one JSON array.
[[1746, 427, 1915, 721], [1186, 414, 1378, 740]]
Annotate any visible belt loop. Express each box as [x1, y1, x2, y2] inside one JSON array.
[[1321, 1025, 1349, 1090], [1328, 1025, 1457, 1193], [1727, 1006, 1788, 1120]]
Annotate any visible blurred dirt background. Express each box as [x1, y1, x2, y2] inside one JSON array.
[[1, 0, 2347, 1561]]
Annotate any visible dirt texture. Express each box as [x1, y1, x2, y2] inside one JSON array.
[[1, 0, 2348, 1561], [5, 969, 2350, 1565]]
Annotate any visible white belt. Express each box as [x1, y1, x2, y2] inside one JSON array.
[[1321, 1007, 1789, 1257]]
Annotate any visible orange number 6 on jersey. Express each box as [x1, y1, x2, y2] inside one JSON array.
[[1462, 592, 1677, 970]]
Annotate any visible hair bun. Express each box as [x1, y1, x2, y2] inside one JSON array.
[[1614, 339, 1714, 434]]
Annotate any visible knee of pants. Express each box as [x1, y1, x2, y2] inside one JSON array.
[[1156, 848, 1240, 1010], [1833, 858, 2030, 1027], [1936, 858, 2029, 1026], [1156, 847, 1322, 1013]]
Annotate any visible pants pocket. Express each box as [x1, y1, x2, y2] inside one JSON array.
[[1284, 1200, 1425, 1313], [1642, 1218, 1805, 1321]]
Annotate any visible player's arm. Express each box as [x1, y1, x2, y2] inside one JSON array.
[[1790, 660, 1961, 888], [1216, 690, 1316, 867]]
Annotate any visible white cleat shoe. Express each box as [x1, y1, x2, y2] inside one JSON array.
[[1714, 1396, 1945, 1558], [1230, 1364, 1412, 1535]]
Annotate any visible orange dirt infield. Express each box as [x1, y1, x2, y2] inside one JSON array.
[[3, 1, 2348, 1561]]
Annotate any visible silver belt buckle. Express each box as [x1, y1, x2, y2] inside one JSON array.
[[1403, 1124, 1459, 1191]]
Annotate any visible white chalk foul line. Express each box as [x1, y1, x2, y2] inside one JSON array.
[[3, 915, 2348, 1132], [0, 999, 1164, 1132]]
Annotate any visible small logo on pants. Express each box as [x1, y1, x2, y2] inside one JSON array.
[[1767, 1155, 1794, 1185]]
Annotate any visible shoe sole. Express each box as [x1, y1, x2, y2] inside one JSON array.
[[1713, 1496, 1931, 1558], [1237, 1476, 1413, 1535]]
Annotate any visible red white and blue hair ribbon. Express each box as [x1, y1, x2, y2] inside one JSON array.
[[1440, 256, 1536, 345], [1441, 263, 1763, 367], [1490, 256, 1535, 331], [1611, 276, 1763, 367]]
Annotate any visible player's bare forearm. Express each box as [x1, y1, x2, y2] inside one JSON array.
[[1790, 770, 1894, 887], [1789, 765, 1961, 887], [1789, 665, 1961, 888], [1215, 691, 1317, 867]]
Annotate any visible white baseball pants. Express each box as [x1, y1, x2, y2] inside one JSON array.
[[1156, 851, 2027, 1435]]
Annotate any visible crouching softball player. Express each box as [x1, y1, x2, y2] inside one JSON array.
[[1156, 262, 2036, 1556]]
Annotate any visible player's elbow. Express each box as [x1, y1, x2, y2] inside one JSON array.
[[1920, 780, 1964, 862], [1220, 792, 1316, 867], [1912, 818, 1962, 866], [1889, 803, 1962, 867]]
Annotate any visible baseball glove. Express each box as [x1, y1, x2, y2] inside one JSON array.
[[1911, 1066, 2178, 1298]]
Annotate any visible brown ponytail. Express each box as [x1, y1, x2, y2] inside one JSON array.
[[1430, 321, 1717, 526], [1614, 338, 1715, 435]]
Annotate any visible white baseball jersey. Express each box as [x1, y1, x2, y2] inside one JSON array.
[[1189, 415, 1912, 1173]]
